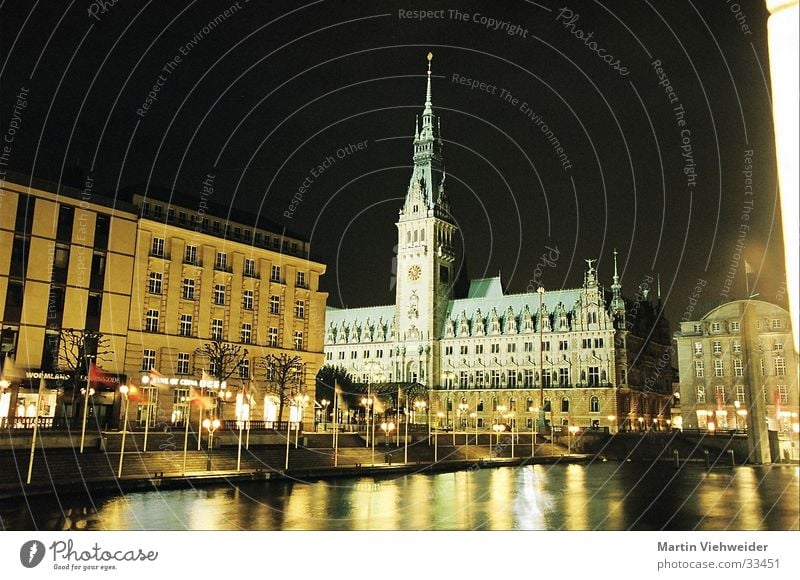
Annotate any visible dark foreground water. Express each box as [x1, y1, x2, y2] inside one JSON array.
[[1, 462, 798, 530]]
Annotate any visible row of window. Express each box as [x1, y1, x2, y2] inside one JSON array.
[[695, 384, 789, 404], [143, 311, 304, 349], [147, 274, 306, 317], [694, 357, 786, 378], [141, 203, 306, 257], [150, 239, 308, 287], [692, 318, 783, 334], [141, 349, 308, 380], [438, 395, 603, 414], [693, 339, 784, 355]]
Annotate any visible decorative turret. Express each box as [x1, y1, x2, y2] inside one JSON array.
[[611, 249, 625, 315]]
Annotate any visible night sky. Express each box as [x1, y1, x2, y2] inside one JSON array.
[[0, 0, 787, 328]]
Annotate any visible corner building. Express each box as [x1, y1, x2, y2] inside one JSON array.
[[324, 57, 674, 432]]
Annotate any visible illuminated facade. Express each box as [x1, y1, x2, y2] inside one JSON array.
[[324, 57, 674, 432], [0, 174, 327, 429]]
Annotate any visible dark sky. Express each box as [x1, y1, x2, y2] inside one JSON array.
[[0, 0, 787, 327]]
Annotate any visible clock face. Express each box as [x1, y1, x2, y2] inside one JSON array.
[[407, 265, 421, 281]]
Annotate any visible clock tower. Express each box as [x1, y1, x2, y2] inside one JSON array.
[[394, 53, 457, 386]]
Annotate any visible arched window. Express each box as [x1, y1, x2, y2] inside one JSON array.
[[561, 397, 570, 413], [413, 230, 418, 243], [420, 229, 425, 241], [543, 397, 551, 412], [491, 397, 498, 412], [526, 397, 534, 412], [509, 397, 516, 412], [590, 396, 600, 413], [477, 399, 484, 412]]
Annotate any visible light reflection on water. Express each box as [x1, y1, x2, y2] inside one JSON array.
[[1, 462, 797, 531]]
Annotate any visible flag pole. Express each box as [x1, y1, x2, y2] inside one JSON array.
[[79, 362, 92, 453], [26, 378, 45, 484], [197, 384, 204, 451], [333, 382, 339, 467], [404, 391, 409, 464], [182, 401, 191, 475], [143, 387, 150, 452], [237, 387, 243, 471]]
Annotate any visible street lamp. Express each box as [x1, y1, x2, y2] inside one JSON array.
[[529, 406, 539, 459], [607, 415, 616, 434], [469, 412, 477, 459], [435, 412, 444, 462], [320, 399, 329, 431], [117, 384, 137, 478], [492, 423, 506, 458], [361, 396, 373, 447], [202, 417, 221, 470], [506, 412, 515, 458], [380, 421, 395, 446], [567, 425, 580, 454], [78, 385, 96, 454], [458, 402, 469, 447]]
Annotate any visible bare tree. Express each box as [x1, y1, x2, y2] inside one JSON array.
[[194, 338, 249, 383], [57, 329, 111, 422], [260, 353, 305, 424]]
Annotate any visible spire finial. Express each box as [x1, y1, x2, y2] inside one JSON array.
[[612, 248, 619, 284], [425, 52, 433, 108]]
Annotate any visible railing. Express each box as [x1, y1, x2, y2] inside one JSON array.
[[1, 416, 71, 430], [220, 420, 305, 432]]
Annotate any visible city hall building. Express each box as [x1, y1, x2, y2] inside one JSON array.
[[324, 56, 674, 432], [0, 173, 327, 430]]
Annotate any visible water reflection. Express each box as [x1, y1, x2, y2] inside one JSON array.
[[1, 463, 796, 531]]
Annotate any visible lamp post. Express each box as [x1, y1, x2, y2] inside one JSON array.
[[469, 412, 477, 459], [492, 424, 506, 458], [568, 425, 579, 455], [507, 412, 515, 458], [117, 384, 136, 478], [294, 394, 309, 449], [361, 396, 373, 447], [380, 421, 395, 446], [458, 402, 469, 448], [320, 399, 329, 431], [0, 378, 9, 430], [78, 385, 96, 453], [202, 417, 220, 470], [435, 412, 444, 462], [529, 406, 539, 459]]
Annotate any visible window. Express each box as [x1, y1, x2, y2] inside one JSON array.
[[772, 319, 781, 329], [561, 397, 570, 413], [182, 278, 195, 300], [732, 340, 741, 354], [215, 252, 227, 271], [733, 358, 743, 377], [268, 327, 278, 347], [239, 359, 250, 380], [775, 357, 786, 376], [377, 349, 384, 358], [714, 359, 724, 377], [542, 371, 552, 388], [587, 312, 597, 324], [559, 340, 569, 350], [244, 258, 256, 277], [774, 341, 784, 352], [211, 319, 223, 340], [460, 371, 468, 387], [294, 331, 303, 350], [507, 370, 517, 387], [542, 341, 551, 351], [56, 205, 74, 241], [269, 295, 280, 314], [590, 396, 600, 413], [760, 359, 766, 376], [444, 346, 453, 355], [151, 237, 165, 257], [243, 290, 254, 310], [271, 265, 281, 282], [693, 342, 703, 355], [490, 370, 501, 387], [241, 323, 252, 344], [711, 322, 721, 332], [475, 344, 484, 354], [142, 349, 156, 371], [294, 300, 305, 319], [777, 385, 788, 404], [523, 369, 534, 387], [213, 284, 226, 305], [695, 360, 704, 378], [507, 343, 516, 353], [490, 343, 500, 354], [179, 314, 192, 337], [184, 245, 198, 264], [735, 385, 746, 403], [588, 367, 599, 386], [148, 272, 163, 294], [696, 385, 706, 404], [363, 350, 371, 359], [177, 352, 190, 374], [731, 321, 740, 332], [475, 372, 485, 388], [559, 368, 570, 386], [296, 271, 306, 287], [524, 341, 534, 352], [712, 341, 722, 354], [460, 345, 468, 355], [594, 338, 604, 348], [145, 309, 159, 332], [582, 339, 592, 349], [715, 385, 726, 405]]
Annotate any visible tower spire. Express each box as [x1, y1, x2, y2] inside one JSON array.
[[611, 249, 625, 315], [425, 52, 433, 110], [612, 249, 620, 286]]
